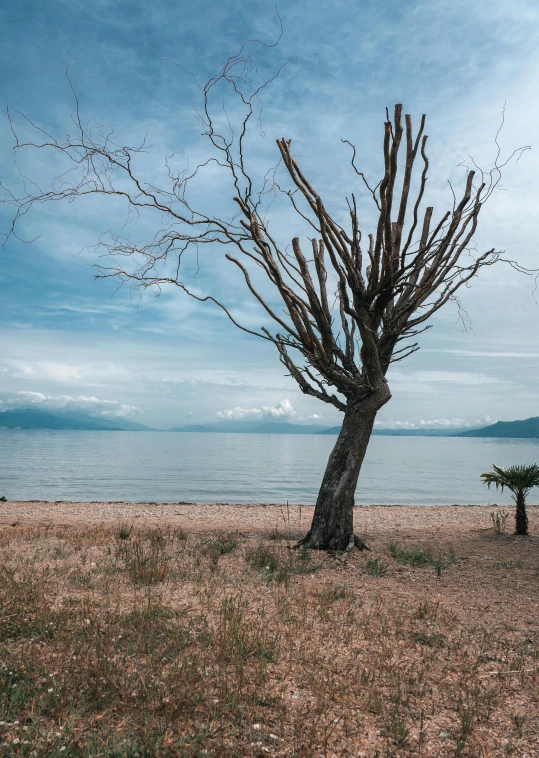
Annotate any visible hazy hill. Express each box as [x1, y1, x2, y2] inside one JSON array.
[[7, 408, 535, 437], [0, 408, 155, 431], [167, 420, 329, 434], [457, 416, 539, 438], [318, 427, 470, 436]]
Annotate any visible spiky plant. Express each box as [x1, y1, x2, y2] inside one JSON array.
[[481, 464, 539, 536]]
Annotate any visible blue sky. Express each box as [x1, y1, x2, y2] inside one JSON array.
[[1, 0, 539, 429]]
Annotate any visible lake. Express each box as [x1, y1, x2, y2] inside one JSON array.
[[1, 430, 538, 505]]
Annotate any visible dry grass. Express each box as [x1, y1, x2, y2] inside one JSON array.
[[0, 508, 538, 757]]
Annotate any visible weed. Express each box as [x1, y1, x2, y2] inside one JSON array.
[[314, 583, 353, 609], [411, 631, 446, 648], [490, 509, 509, 536], [388, 542, 456, 575], [117, 523, 132, 540], [365, 557, 387, 576], [119, 528, 179, 585], [455, 698, 475, 755], [245, 543, 322, 586], [245, 543, 280, 573], [202, 531, 240, 562], [496, 560, 524, 570], [388, 542, 435, 566], [511, 713, 526, 737], [388, 716, 409, 748]]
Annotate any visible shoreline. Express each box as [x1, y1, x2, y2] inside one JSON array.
[[2, 501, 538, 537]]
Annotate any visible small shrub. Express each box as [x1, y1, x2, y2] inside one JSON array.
[[490, 509, 509, 536], [412, 630, 446, 647], [388, 542, 435, 566], [245, 544, 280, 573], [511, 713, 526, 738], [120, 529, 175, 585], [365, 557, 387, 576], [0, 495, 7, 502], [455, 701, 475, 755], [389, 542, 456, 576], [388, 717, 410, 748], [202, 532, 240, 558], [245, 543, 321, 584], [117, 523, 132, 540], [314, 584, 353, 612]]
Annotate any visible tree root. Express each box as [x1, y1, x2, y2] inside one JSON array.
[[354, 534, 371, 551], [295, 531, 370, 555]]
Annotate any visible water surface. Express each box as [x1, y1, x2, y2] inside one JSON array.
[[1, 430, 538, 505]]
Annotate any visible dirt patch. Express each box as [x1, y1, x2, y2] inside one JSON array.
[[0, 504, 537, 756]]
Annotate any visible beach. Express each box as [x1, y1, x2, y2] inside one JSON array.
[[3, 500, 539, 534], [1, 502, 537, 755]]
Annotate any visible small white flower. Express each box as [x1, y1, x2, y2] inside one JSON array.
[[48, 688, 53, 693], [269, 733, 278, 740], [60, 747, 66, 752], [13, 738, 20, 745], [86, 619, 91, 625], [253, 724, 261, 731]]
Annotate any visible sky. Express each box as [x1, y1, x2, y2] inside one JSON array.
[[1, 0, 539, 430]]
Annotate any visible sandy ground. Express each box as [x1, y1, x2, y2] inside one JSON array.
[[2, 499, 539, 540], [1, 501, 538, 755]]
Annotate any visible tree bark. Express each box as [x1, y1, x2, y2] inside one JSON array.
[[515, 492, 528, 536], [298, 401, 377, 551]]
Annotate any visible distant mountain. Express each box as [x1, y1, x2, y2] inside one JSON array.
[[457, 416, 539, 439], [372, 428, 468, 437], [0, 408, 155, 431], [316, 426, 341, 435], [56, 411, 155, 432], [318, 426, 470, 436], [168, 420, 329, 434]]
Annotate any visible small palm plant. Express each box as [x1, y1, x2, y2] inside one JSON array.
[[481, 464, 539, 536]]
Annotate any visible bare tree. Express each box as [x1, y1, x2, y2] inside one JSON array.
[[2, 35, 532, 552]]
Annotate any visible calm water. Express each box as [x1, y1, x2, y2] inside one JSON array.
[[1, 430, 538, 505]]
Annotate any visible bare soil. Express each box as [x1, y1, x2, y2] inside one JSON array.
[[0, 502, 537, 757]]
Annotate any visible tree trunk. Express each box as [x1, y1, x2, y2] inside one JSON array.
[[515, 492, 528, 536], [298, 401, 377, 551]]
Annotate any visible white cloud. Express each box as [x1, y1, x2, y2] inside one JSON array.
[[216, 398, 296, 421], [2, 391, 141, 418], [425, 349, 539, 359], [374, 415, 495, 430], [389, 370, 508, 386]]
